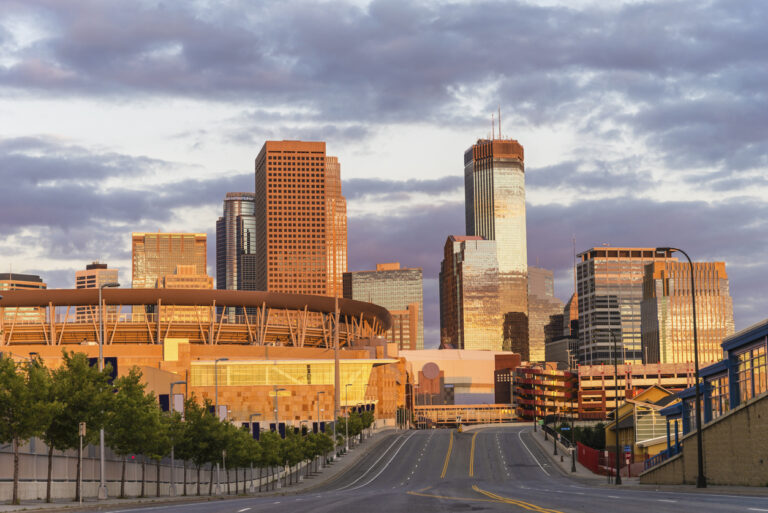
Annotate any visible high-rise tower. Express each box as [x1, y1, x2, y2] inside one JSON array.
[[75, 262, 119, 322], [464, 138, 528, 354], [216, 193, 257, 292], [254, 140, 347, 296]]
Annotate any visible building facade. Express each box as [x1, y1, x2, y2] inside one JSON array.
[[641, 261, 735, 365], [254, 141, 347, 297], [439, 236, 503, 351], [75, 262, 119, 322], [513, 365, 577, 420], [577, 247, 674, 365], [343, 263, 424, 350], [527, 266, 564, 362], [464, 138, 528, 354], [216, 192, 257, 292], [132, 233, 208, 289], [0, 273, 46, 323]]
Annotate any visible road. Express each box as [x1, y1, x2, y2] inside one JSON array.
[[79, 426, 768, 513]]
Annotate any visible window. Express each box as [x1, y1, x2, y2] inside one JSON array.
[[736, 343, 767, 404], [708, 373, 729, 420]]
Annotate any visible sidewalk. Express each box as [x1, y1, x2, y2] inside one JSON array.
[[0, 428, 402, 511]]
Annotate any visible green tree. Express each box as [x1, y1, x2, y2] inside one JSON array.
[[258, 430, 283, 491], [41, 351, 113, 502], [135, 405, 164, 497], [0, 355, 58, 505], [104, 367, 159, 498]]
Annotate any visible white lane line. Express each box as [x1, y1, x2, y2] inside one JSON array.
[[335, 432, 414, 491], [607, 495, 620, 499], [238, 508, 251, 512], [517, 429, 550, 476], [347, 430, 422, 491], [658, 499, 677, 503], [748, 509, 768, 512]]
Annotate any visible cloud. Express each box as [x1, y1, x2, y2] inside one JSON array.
[[343, 175, 463, 201]]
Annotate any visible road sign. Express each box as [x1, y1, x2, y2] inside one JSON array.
[[624, 445, 631, 453], [79, 422, 86, 437]]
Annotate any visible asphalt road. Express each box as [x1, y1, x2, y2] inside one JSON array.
[[73, 426, 768, 513]]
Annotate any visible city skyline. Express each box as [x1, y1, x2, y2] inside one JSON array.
[[1, 0, 766, 347]]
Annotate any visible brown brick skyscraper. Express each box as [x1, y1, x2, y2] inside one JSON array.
[[254, 141, 347, 296]]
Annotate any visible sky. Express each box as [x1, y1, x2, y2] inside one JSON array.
[[1, 0, 766, 348]]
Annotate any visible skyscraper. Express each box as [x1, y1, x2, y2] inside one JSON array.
[[464, 138, 528, 354], [216, 192, 257, 292], [0, 273, 46, 323], [343, 263, 424, 350], [254, 140, 347, 296], [75, 262, 119, 322], [641, 261, 735, 365], [159, 264, 214, 322], [439, 236, 503, 350], [325, 156, 348, 298], [527, 266, 564, 362], [576, 247, 674, 365]]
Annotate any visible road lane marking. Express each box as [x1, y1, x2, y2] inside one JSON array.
[[469, 432, 478, 477], [346, 431, 418, 491], [418, 486, 432, 492], [658, 499, 677, 503], [517, 429, 550, 476], [440, 429, 454, 479], [237, 509, 251, 512], [407, 491, 504, 504], [472, 485, 564, 513], [335, 431, 414, 490], [748, 509, 768, 512]]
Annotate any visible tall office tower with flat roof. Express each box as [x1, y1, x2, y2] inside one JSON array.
[[254, 140, 347, 296], [577, 247, 674, 365], [216, 192, 257, 292], [641, 261, 734, 365], [464, 138, 528, 355], [439, 236, 503, 351], [132, 233, 208, 289], [75, 262, 119, 322], [343, 263, 424, 350], [0, 273, 46, 323]]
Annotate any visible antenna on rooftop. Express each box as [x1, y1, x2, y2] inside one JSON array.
[[498, 105, 502, 139], [492, 113, 495, 140]]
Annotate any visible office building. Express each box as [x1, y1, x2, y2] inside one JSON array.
[[577, 247, 674, 365], [0, 273, 46, 323], [132, 233, 208, 289], [439, 235, 503, 351], [159, 265, 214, 322], [641, 261, 734, 365], [325, 156, 348, 298], [75, 262, 119, 322], [514, 364, 577, 421], [527, 266, 564, 362], [254, 140, 347, 296], [216, 192, 257, 291], [464, 138, 528, 354], [343, 263, 424, 350]]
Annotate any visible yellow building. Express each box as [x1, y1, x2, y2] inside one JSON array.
[[605, 385, 681, 460], [160, 265, 214, 322]]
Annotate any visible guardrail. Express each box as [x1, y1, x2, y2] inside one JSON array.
[[643, 443, 681, 471]]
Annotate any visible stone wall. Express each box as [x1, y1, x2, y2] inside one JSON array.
[[640, 392, 768, 486]]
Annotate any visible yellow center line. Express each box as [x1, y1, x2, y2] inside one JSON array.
[[407, 491, 504, 504], [469, 432, 478, 477], [472, 485, 565, 513], [440, 429, 454, 479]]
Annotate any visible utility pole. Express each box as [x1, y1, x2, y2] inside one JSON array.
[[333, 297, 340, 458]]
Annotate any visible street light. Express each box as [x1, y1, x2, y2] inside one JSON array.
[[273, 385, 286, 425], [98, 281, 120, 500], [657, 246, 706, 488], [344, 384, 352, 452], [169, 380, 186, 497], [214, 358, 229, 420], [610, 329, 621, 485]]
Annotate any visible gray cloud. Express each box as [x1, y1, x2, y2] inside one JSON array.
[[343, 175, 463, 200]]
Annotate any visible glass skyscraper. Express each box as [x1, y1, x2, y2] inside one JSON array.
[[527, 266, 564, 362], [216, 192, 257, 291], [343, 263, 424, 350], [439, 236, 503, 351], [464, 138, 528, 354], [577, 247, 674, 365], [641, 261, 735, 365]]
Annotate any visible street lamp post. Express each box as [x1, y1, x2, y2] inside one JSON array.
[[169, 380, 186, 496], [98, 281, 120, 500], [316, 391, 325, 432], [611, 330, 622, 485], [249, 413, 261, 493], [214, 358, 229, 420], [344, 384, 352, 452], [657, 247, 706, 488], [273, 385, 286, 425]]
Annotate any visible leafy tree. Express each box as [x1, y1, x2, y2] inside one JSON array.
[[42, 351, 113, 502], [135, 405, 165, 497], [280, 430, 304, 485], [0, 355, 58, 505], [104, 367, 159, 498], [258, 430, 283, 491]]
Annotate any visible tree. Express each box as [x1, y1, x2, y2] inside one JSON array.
[[135, 405, 165, 497], [258, 430, 283, 491], [41, 351, 113, 502], [0, 355, 58, 505], [104, 367, 159, 498]]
